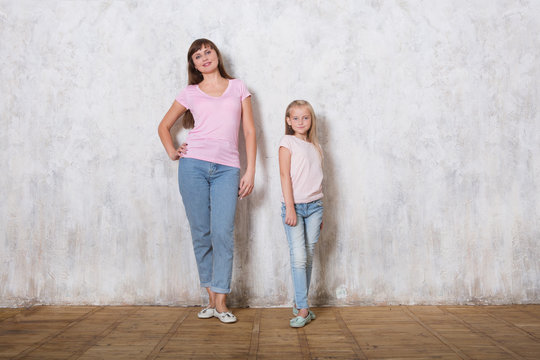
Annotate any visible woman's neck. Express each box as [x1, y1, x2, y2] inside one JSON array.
[[201, 71, 224, 84]]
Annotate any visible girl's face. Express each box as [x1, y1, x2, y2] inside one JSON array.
[[287, 106, 312, 139], [192, 45, 219, 74]]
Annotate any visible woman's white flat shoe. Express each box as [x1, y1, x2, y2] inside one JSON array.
[[214, 310, 237, 323], [197, 307, 215, 319]]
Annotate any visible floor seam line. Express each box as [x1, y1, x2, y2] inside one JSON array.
[[333, 308, 368, 360], [145, 307, 193, 360], [12, 306, 104, 359], [403, 306, 470, 359], [438, 306, 526, 360], [69, 307, 141, 360], [247, 308, 262, 360], [480, 307, 540, 342], [297, 326, 312, 360]]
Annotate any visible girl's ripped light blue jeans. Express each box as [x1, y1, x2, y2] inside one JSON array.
[[178, 158, 240, 294], [281, 199, 323, 309]]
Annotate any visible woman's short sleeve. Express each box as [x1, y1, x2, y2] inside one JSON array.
[[238, 80, 251, 101], [175, 88, 189, 109]]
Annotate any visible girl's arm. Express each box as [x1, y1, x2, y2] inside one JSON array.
[[238, 97, 256, 199], [158, 101, 188, 160], [279, 147, 297, 226]]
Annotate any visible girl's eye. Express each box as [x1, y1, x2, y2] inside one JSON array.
[[195, 55, 200, 59]]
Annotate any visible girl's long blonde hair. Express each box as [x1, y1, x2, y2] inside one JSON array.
[[182, 39, 233, 129], [284, 100, 323, 160]]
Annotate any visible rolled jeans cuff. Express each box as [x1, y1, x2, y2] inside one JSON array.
[[210, 286, 231, 294]]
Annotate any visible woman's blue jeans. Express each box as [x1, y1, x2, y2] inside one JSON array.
[[178, 158, 240, 294], [281, 199, 323, 309]]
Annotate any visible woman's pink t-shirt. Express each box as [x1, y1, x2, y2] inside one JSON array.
[[279, 135, 324, 204], [175, 79, 251, 168]]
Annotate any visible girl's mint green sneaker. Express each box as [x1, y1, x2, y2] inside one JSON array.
[[293, 305, 316, 320], [290, 313, 312, 328]]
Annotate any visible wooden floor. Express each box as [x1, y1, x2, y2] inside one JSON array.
[[1, 305, 539, 359]]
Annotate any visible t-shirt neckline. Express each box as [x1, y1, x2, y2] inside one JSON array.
[[290, 134, 310, 143], [196, 79, 231, 98]]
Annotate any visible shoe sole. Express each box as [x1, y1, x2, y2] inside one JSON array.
[[290, 315, 312, 328], [198, 314, 214, 319], [217, 318, 237, 323]]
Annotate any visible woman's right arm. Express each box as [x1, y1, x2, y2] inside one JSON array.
[[158, 101, 188, 160], [279, 146, 297, 226]]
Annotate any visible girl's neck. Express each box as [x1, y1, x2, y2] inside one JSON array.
[[293, 133, 308, 142]]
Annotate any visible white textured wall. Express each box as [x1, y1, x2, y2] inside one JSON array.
[[1, 0, 539, 307]]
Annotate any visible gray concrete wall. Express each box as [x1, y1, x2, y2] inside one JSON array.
[[1, 0, 539, 306]]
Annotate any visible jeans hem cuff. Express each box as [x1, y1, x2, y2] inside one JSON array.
[[210, 286, 231, 294]]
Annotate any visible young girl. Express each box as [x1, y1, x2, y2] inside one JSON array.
[[158, 39, 256, 323], [279, 100, 324, 328]]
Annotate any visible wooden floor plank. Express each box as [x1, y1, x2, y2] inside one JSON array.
[[256, 307, 303, 359], [296, 327, 311, 360], [339, 306, 463, 359], [66, 307, 141, 359], [448, 306, 540, 359], [1, 305, 539, 359], [155, 307, 254, 359], [19, 307, 138, 360], [333, 308, 368, 360], [482, 306, 540, 341], [0, 306, 102, 359], [404, 306, 471, 359], [440, 306, 529, 359], [144, 307, 192, 360], [411, 306, 514, 359], [0, 308, 26, 322], [247, 307, 262, 360]]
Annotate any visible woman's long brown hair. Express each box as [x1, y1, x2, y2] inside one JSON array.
[[182, 39, 233, 129]]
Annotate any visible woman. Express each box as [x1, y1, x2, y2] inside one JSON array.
[[158, 39, 256, 323]]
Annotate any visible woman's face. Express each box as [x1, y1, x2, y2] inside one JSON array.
[[192, 45, 219, 74]]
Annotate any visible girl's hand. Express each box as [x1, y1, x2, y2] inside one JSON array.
[[169, 143, 188, 161], [238, 171, 254, 199], [285, 206, 297, 226]]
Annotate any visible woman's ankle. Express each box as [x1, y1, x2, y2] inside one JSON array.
[[215, 301, 229, 313], [206, 287, 216, 307], [215, 293, 229, 313]]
